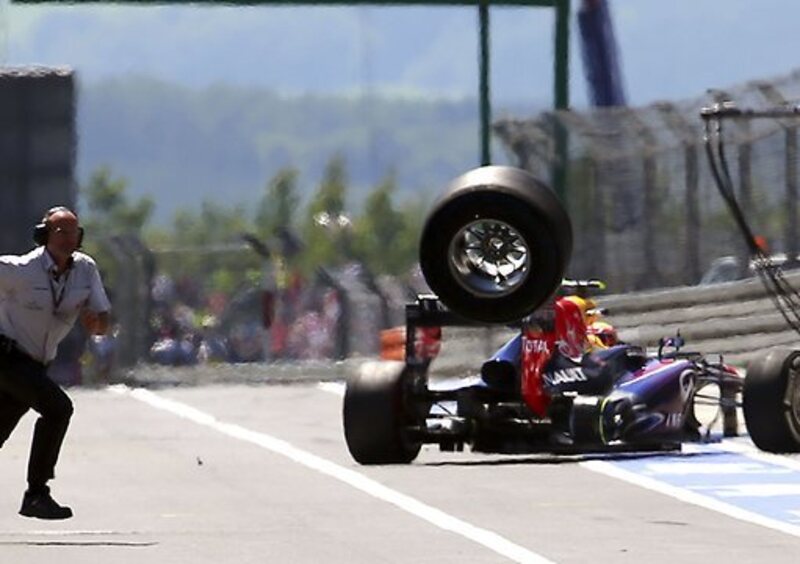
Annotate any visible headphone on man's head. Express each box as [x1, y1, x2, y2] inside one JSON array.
[[32, 206, 84, 247]]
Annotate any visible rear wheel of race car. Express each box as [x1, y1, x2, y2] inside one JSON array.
[[419, 166, 572, 324], [343, 361, 424, 464], [743, 348, 800, 453]]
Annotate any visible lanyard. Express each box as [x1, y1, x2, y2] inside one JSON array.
[[48, 268, 71, 314], [41, 250, 74, 315]]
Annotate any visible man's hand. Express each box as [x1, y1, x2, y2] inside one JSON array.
[[80, 309, 110, 335]]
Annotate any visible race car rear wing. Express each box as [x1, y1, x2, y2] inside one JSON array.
[[404, 295, 490, 367]]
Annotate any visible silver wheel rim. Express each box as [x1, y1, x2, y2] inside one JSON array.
[[447, 218, 530, 298]]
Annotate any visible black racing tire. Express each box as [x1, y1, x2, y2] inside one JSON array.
[[419, 166, 572, 324], [743, 348, 800, 453], [343, 361, 423, 464]]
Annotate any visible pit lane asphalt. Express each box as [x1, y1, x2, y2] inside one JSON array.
[[1, 381, 798, 564]]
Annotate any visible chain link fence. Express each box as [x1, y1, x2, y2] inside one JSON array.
[[495, 68, 800, 293], [43, 68, 800, 385]]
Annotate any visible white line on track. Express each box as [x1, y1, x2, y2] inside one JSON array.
[[321, 382, 800, 537], [707, 440, 800, 472], [581, 456, 800, 538], [317, 381, 345, 397], [109, 385, 554, 564], [0, 530, 127, 536]]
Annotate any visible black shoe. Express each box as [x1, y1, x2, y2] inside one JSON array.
[[19, 490, 73, 520]]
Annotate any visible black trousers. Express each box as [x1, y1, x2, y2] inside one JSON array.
[[0, 348, 73, 491]]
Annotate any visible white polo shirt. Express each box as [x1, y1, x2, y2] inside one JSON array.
[[0, 246, 111, 364]]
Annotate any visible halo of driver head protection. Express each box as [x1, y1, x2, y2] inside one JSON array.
[[32, 206, 84, 247]]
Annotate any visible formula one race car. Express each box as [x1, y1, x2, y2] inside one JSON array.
[[342, 165, 800, 463]]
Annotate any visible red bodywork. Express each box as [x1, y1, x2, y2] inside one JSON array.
[[521, 297, 589, 418]]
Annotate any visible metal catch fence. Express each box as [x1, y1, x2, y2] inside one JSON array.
[[494, 68, 800, 293]]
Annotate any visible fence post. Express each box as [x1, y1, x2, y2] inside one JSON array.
[[624, 109, 660, 288], [710, 89, 752, 277], [588, 158, 607, 280], [104, 238, 135, 370], [753, 81, 799, 266], [126, 236, 156, 361], [316, 267, 349, 360], [655, 102, 702, 284], [787, 129, 799, 265], [548, 111, 610, 284]]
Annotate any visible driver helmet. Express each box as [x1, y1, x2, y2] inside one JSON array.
[[589, 320, 619, 348], [561, 295, 599, 324]]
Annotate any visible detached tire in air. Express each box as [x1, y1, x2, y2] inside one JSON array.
[[343, 361, 423, 464], [743, 348, 800, 453], [419, 166, 572, 324]]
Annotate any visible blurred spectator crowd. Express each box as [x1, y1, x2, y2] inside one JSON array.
[[49, 259, 429, 387]]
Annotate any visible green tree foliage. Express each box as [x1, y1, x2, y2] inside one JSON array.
[[254, 166, 300, 242], [156, 201, 262, 297], [81, 156, 430, 311], [82, 166, 154, 235], [300, 155, 352, 272], [352, 173, 411, 275], [395, 198, 427, 272], [171, 201, 252, 247], [79, 167, 155, 291]]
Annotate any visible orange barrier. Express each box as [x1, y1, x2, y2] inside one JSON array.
[[380, 327, 406, 361]]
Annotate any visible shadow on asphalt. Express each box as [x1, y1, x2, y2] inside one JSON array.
[[419, 448, 729, 467]]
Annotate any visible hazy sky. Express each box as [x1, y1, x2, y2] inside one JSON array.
[[1, 0, 798, 107]]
